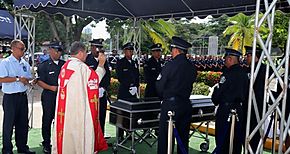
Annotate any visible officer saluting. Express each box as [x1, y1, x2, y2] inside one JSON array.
[[37, 41, 65, 153], [156, 36, 197, 154], [85, 38, 111, 134], [211, 48, 249, 154], [144, 43, 164, 98]]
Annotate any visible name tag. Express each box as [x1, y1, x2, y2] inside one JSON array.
[[49, 71, 55, 74], [89, 65, 94, 68], [151, 68, 156, 70], [123, 69, 128, 71]]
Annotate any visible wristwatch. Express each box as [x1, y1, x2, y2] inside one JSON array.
[[16, 76, 20, 82]]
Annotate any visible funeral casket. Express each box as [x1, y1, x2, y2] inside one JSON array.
[[190, 95, 216, 122], [109, 98, 161, 131]]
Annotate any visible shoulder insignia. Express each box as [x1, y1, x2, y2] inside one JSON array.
[[219, 76, 226, 84], [157, 74, 162, 80]]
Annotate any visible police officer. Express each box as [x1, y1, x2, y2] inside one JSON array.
[[211, 48, 249, 154], [243, 46, 266, 152], [0, 40, 35, 154], [156, 36, 197, 154], [116, 42, 139, 99], [144, 43, 164, 98], [108, 49, 120, 70], [116, 42, 140, 140], [85, 38, 111, 134], [37, 41, 65, 153]]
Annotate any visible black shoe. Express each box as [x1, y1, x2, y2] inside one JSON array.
[[43, 146, 51, 154], [17, 149, 36, 154], [105, 136, 111, 139]]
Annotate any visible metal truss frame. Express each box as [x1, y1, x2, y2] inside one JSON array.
[[245, 0, 290, 153], [14, 12, 36, 128]]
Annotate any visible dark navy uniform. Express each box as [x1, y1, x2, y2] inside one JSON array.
[[116, 42, 140, 140], [212, 49, 248, 154], [37, 57, 65, 149], [144, 43, 164, 98], [156, 37, 196, 154], [108, 54, 120, 70], [243, 46, 266, 152], [85, 53, 111, 132], [116, 57, 140, 100]]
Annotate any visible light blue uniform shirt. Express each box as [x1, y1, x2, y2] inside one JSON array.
[[0, 55, 32, 94]]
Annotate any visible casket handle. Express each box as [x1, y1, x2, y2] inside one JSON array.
[[137, 118, 160, 125]]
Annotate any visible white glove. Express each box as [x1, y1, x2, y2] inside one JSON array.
[[129, 86, 138, 95], [99, 87, 105, 98]]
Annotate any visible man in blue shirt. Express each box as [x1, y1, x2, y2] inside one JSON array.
[[0, 39, 35, 154]]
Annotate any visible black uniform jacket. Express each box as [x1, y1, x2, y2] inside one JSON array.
[[85, 53, 111, 89], [116, 57, 140, 99], [156, 54, 197, 100], [37, 57, 65, 93], [212, 64, 249, 107], [144, 57, 164, 97]]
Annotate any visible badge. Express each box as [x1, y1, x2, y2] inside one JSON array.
[[123, 69, 128, 71], [49, 71, 55, 74], [151, 68, 156, 70], [157, 74, 162, 80], [219, 76, 226, 84], [23, 66, 27, 72]]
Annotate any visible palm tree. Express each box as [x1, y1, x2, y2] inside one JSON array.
[[223, 13, 268, 54], [107, 19, 176, 54], [142, 19, 176, 54]]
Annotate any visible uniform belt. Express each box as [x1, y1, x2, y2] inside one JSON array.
[[221, 102, 242, 106], [164, 97, 188, 102], [5, 91, 27, 96]]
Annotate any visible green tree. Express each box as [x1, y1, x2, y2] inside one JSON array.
[[271, 10, 290, 50], [205, 15, 230, 47], [107, 19, 176, 54], [142, 19, 176, 54], [223, 13, 268, 54]]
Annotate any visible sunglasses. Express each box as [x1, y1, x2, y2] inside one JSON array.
[[16, 46, 26, 51]]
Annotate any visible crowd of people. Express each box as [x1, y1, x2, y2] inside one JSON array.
[[0, 37, 289, 154]]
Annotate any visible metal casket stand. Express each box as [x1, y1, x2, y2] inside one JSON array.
[[109, 98, 161, 154], [189, 95, 216, 152]]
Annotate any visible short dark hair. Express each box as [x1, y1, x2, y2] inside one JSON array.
[[70, 41, 86, 55]]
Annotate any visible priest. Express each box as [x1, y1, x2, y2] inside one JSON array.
[[52, 41, 108, 154]]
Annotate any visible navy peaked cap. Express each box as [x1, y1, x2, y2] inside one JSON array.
[[122, 42, 134, 50], [224, 48, 242, 57], [150, 43, 162, 51], [89, 38, 104, 47], [48, 41, 63, 51], [245, 46, 262, 58], [170, 36, 192, 53]]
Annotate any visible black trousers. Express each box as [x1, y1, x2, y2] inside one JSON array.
[[157, 99, 192, 154], [2, 92, 29, 153], [99, 94, 108, 134], [215, 104, 243, 154], [41, 91, 56, 147]]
